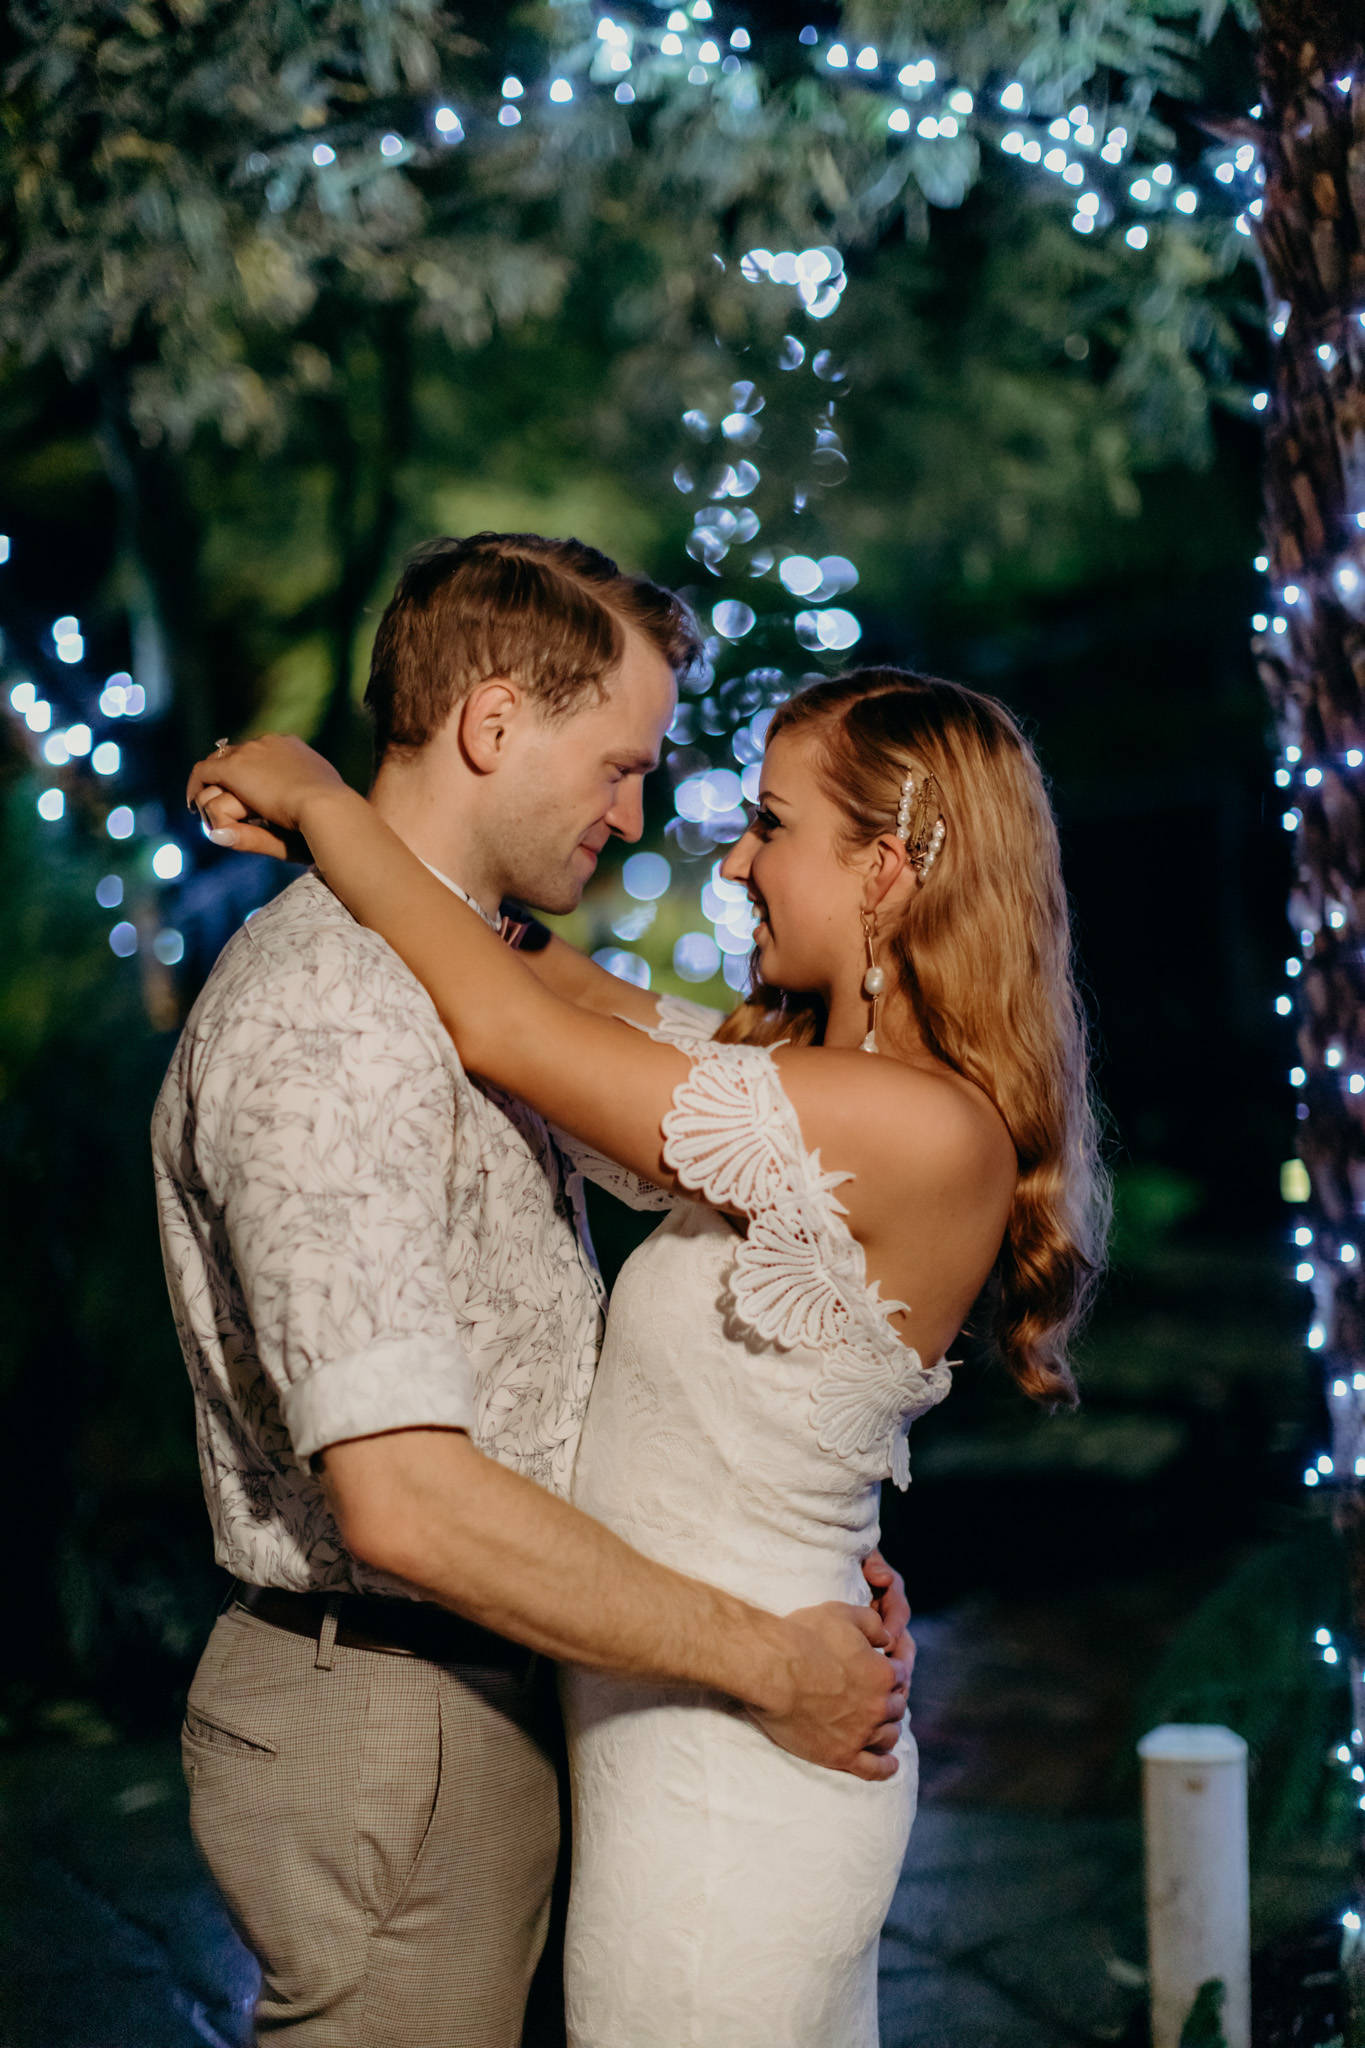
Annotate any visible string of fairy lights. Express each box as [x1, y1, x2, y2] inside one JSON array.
[[1248, 55, 1365, 1866], [1260, 301, 1365, 1491], [1, 2, 1260, 979], [568, 15, 1261, 995], [592, 238, 860, 995], [2, 573, 190, 972]]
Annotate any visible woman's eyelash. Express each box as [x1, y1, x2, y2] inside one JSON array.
[[743, 800, 782, 836]]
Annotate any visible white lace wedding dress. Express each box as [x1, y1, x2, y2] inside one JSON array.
[[559, 1001, 954, 2048]]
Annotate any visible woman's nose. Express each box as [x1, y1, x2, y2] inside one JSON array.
[[720, 839, 750, 883]]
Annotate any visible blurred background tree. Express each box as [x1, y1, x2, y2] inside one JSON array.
[[0, 0, 1252, 764]]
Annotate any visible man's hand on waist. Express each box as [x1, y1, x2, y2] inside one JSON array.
[[747, 1601, 910, 1783]]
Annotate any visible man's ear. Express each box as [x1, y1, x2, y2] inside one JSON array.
[[458, 679, 522, 774]]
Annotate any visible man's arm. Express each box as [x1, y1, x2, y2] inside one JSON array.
[[321, 1427, 908, 1782], [500, 919, 661, 1028]]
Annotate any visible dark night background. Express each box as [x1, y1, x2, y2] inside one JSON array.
[[0, 4, 1352, 2042]]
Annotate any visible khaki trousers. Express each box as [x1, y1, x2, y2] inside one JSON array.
[[182, 1604, 562, 2047]]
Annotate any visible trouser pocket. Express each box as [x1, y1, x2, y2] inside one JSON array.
[[183, 1705, 279, 1758]]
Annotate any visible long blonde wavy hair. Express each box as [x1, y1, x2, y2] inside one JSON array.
[[716, 668, 1108, 1406]]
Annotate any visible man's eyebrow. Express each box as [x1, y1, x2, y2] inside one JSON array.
[[618, 751, 661, 773]]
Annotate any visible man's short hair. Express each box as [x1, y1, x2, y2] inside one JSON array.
[[365, 532, 700, 760]]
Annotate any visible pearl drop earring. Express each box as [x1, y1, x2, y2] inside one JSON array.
[[860, 911, 884, 1054]]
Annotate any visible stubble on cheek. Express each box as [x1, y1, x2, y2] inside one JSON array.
[[506, 847, 583, 917], [497, 777, 573, 901]]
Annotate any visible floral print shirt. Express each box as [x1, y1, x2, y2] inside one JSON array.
[[151, 870, 604, 1596]]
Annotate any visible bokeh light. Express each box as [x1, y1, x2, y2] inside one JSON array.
[[623, 852, 672, 900]]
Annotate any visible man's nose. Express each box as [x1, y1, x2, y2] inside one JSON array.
[[606, 781, 645, 843]]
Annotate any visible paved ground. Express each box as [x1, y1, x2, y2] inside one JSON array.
[[0, 1591, 1348, 2047], [0, 1733, 1145, 2048], [883, 1806, 1144, 2048], [0, 1734, 255, 2048]]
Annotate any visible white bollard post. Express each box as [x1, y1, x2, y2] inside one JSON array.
[[1137, 1724, 1250, 2048]]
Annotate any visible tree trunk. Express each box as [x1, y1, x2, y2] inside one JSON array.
[[312, 309, 413, 776], [1253, 0, 1365, 2007], [95, 355, 216, 765]]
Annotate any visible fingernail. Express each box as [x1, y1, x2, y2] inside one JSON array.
[[207, 828, 239, 848]]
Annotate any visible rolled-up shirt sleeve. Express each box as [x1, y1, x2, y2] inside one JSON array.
[[194, 954, 475, 1465]]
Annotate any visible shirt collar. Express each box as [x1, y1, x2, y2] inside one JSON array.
[[418, 858, 503, 933]]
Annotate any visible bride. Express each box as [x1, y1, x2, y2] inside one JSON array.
[[190, 666, 1106, 2048]]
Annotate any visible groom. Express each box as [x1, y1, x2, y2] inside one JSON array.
[[153, 531, 913, 2048]]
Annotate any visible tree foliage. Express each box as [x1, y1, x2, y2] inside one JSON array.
[[0, 2, 1252, 469], [0, 0, 1267, 785]]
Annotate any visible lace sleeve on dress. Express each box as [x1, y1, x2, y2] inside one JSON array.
[[551, 1130, 677, 1212], [658, 1038, 954, 1489], [646, 992, 727, 1046], [547, 994, 727, 1209], [547, 993, 726, 1210]]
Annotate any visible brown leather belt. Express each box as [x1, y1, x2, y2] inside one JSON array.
[[230, 1582, 535, 1672]]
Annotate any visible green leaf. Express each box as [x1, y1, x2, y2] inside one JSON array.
[[1179, 1978, 1229, 2048], [909, 133, 980, 209]]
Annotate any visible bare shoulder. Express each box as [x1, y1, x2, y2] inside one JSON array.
[[767, 1045, 1016, 1337], [889, 1059, 1014, 1187], [770, 1044, 1015, 1204]]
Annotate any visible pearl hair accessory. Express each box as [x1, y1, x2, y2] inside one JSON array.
[[860, 765, 948, 1053], [896, 765, 946, 880]]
